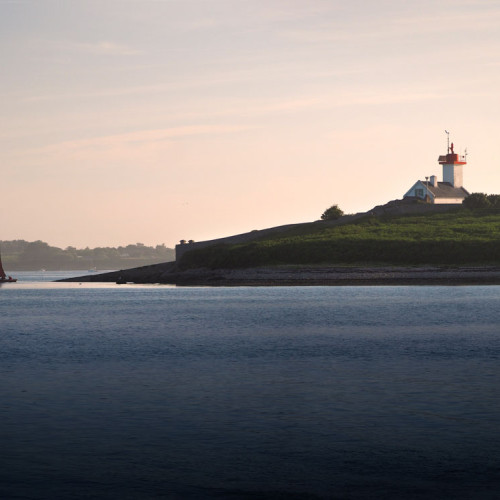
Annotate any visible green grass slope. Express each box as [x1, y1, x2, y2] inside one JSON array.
[[179, 209, 500, 269]]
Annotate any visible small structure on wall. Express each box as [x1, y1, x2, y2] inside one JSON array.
[[404, 137, 469, 204]]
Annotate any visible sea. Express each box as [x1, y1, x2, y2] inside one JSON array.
[[1, 271, 499, 499]]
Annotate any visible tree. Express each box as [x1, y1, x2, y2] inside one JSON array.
[[321, 204, 344, 220], [487, 194, 500, 208], [463, 193, 491, 209]]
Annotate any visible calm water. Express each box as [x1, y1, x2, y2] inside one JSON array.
[[1, 273, 500, 499]]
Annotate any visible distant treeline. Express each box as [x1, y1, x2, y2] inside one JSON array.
[[0, 240, 175, 270]]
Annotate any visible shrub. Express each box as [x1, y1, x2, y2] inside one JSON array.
[[463, 193, 491, 209], [487, 195, 500, 208], [321, 204, 344, 220]]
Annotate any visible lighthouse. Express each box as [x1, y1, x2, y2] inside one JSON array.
[[438, 141, 467, 188], [403, 136, 469, 204]]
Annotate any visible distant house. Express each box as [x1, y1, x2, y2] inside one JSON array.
[[404, 143, 469, 204]]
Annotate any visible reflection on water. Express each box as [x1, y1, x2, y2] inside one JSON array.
[[1, 284, 500, 499], [5, 269, 117, 284]]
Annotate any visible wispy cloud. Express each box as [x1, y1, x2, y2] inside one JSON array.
[[284, 8, 500, 44], [21, 83, 170, 103], [192, 89, 448, 118], [40, 124, 250, 158], [18, 61, 362, 104], [71, 40, 142, 56], [23, 39, 144, 58]]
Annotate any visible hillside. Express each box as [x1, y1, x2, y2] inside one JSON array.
[[178, 208, 500, 269]]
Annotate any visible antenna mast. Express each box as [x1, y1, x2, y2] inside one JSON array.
[[445, 130, 450, 153]]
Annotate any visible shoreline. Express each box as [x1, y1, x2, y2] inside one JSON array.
[[57, 263, 500, 286]]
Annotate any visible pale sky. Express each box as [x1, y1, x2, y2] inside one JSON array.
[[2, 0, 500, 248]]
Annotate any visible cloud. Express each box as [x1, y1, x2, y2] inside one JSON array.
[[22, 39, 144, 59], [39, 124, 250, 162], [283, 7, 500, 44], [191, 89, 446, 119], [71, 41, 143, 56], [21, 83, 170, 103]]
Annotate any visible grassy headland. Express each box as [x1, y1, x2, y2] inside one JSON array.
[[179, 209, 500, 269]]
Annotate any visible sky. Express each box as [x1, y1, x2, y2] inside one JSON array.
[[2, 0, 500, 249]]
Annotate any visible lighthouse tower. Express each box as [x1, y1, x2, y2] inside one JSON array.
[[438, 142, 466, 188]]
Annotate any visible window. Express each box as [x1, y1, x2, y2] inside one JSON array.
[[415, 188, 424, 198]]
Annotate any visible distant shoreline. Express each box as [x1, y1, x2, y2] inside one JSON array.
[[57, 263, 500, 286]]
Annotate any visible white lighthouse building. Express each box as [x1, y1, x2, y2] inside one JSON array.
[[404, 141, 469, 204]]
